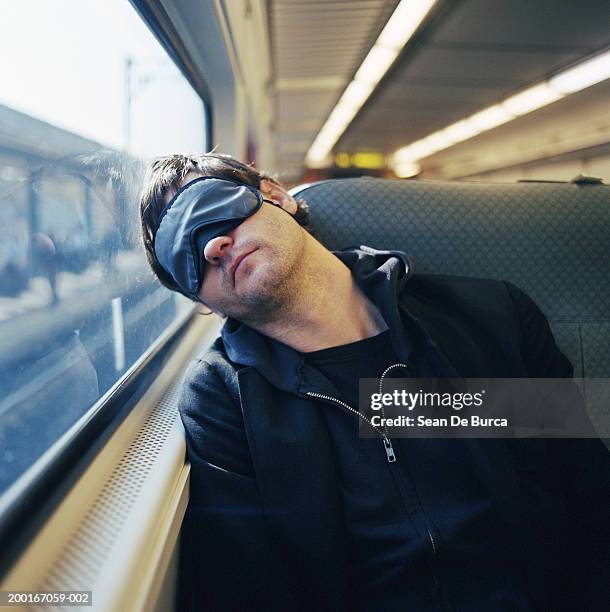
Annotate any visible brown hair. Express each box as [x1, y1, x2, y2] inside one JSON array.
[[139, 153, 310, 295]]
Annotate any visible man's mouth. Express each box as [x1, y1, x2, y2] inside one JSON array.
[[230, 247, 258, 286]]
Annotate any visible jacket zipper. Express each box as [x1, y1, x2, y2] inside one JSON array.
[[427, 529, 444, 609], [378, 363, 445, 606], [378, 362, 412, 439], [304, 362, 411, 463], [306, 365, 446, 607], [305, 389, 444, 609], [304, 391, 397, 463]]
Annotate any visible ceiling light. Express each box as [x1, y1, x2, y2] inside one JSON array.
[[440, 119, 482, 143], [549, 48, 610, 94], [354, 45, 398, 86], [394, 132, 450, 162], [501, 83, 563, 116], [307, 156, 332, 169], [308, 131, 336, 160], [467, 104, 514, 131], [391, 48, 610, 172], [394, 161, 421, 178], [306, 144, 332, 167], [306, 0, 438, 167], [394, 140, 435, 162], [378, 0, 437, 49], [419, 132, 452, 154], [340, 80, 375, 110], [327, 104, 358, 130]]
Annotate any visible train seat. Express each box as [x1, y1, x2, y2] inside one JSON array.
[[292, 177, 610, 434]]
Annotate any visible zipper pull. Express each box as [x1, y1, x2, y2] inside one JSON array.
[[383, 437, 396, 463]]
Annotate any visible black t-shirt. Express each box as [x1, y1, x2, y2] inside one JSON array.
[[304, 329, 400, 409], [303, 330, 534, 611]]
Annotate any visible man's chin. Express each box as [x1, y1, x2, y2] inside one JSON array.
[[237, 259, 285, 292], [232, 275, 293, 323]]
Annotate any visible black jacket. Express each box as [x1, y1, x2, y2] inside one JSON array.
[[177, 246, 609, 611]]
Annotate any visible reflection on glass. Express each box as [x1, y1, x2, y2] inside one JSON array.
[[0, 0, 206, 494]]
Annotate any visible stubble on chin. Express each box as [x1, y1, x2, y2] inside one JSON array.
[[237, 253, 297, 325], [233, 233, 306, 325]]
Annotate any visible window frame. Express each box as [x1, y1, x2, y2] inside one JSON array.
[[0, 0, 214, 577]]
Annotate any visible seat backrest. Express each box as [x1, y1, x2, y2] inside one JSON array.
[[293, 178, 610, 388]]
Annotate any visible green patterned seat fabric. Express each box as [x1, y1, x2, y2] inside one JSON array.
[[292, 178, 610, 407]]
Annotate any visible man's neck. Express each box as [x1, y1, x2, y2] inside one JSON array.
[[249, 241, 388, 353]]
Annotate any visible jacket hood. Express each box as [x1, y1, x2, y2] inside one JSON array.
[[220, 245, 414, 394]]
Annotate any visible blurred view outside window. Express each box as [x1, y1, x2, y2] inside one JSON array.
[[0, 1, 207, 494]]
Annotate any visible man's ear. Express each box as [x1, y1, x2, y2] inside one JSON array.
[[196, 295, 226, 318], [260, 179, 298, 215], [197, 304, 227, 319]]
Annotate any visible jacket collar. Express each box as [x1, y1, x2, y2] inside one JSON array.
[[220, 246, 414, 394]]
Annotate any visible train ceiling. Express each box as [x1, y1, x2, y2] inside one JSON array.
[[269, 0, 610, 178]]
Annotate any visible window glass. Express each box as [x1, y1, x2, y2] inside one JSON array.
[[0, 1, 206, 495]]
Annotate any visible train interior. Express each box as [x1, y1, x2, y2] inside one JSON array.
[[0, 0, 609, 610]]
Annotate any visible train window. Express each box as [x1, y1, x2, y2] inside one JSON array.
[[0, 1, 207, 495]]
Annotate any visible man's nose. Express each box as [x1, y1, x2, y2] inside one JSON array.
[[203, 235, 233, 265]]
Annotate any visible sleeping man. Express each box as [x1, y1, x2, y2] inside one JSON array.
[[139, 152, 609, 611]]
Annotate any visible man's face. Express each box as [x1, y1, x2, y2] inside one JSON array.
[[170, 174, 307, 323]]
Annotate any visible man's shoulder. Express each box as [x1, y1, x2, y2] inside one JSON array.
[[183, 335, 240, 393], [406, 272, 521, 305], [409, 271, 511, 289], [402, 273, 573, 377], [192, 334, 232, 367], [401, 273, 532, 352], [406, 273, 542, 320]]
